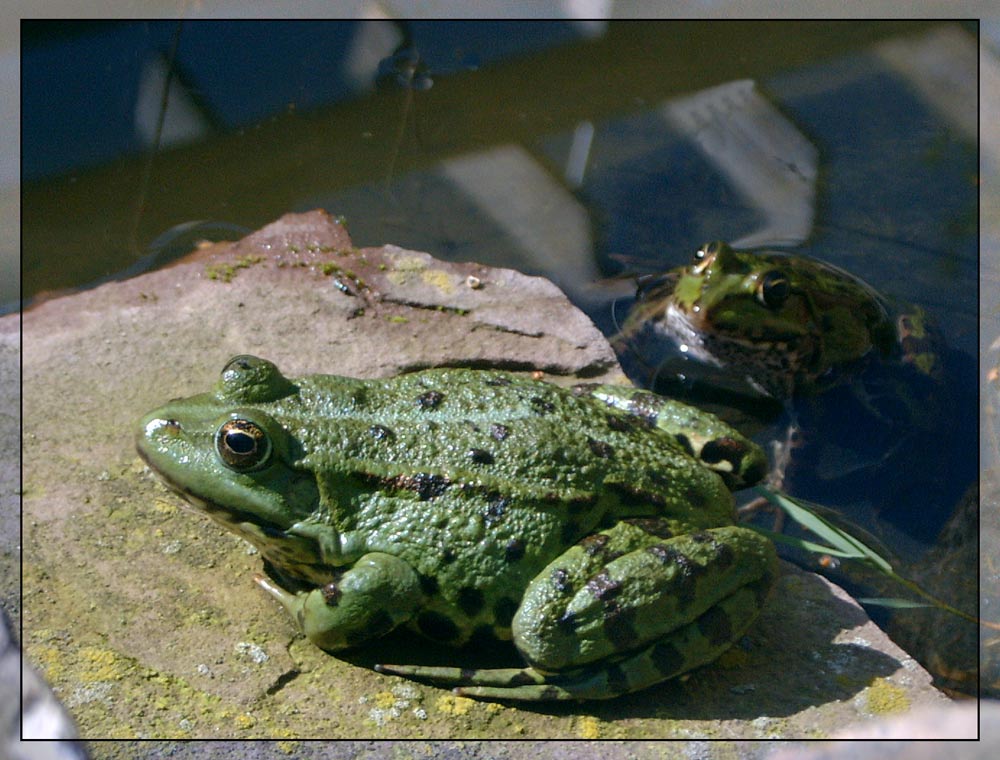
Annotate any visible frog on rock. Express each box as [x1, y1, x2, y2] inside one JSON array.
[[136, 355, 776, 700]]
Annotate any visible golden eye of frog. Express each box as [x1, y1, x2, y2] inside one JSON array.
[[136, 355, 776, 700]]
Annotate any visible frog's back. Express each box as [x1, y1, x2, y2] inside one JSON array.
[[283, 369, 734, 529]]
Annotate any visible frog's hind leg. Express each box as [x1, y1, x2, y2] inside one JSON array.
[[376, 577, 771, 701], [578, 384, 768, 489], [377, 520, 777, 701]]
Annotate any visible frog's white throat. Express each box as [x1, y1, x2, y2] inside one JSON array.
[[663, 303, 722, 367]]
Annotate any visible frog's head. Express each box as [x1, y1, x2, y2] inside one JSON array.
[[652, 241, 894, 398], [136, 356, 320, 550]]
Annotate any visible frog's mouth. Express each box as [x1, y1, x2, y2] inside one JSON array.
[[137, 447, 290, 540]]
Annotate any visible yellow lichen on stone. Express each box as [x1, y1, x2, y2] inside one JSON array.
[[435, 693, 476, 716], [28, 644, 65, 682], [420, 268, 455, 294], [79, 646, 127, 682], [373, 690, 398, 709], [576, 714, 601, 739], [864, 677, 910, 715], [386, 255, 427, 286], [234, 712, 257, 729]]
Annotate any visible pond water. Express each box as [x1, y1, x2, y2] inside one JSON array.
[[20, 18, 982, 695]]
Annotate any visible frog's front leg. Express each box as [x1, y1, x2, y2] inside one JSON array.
[[255, 552, 422, 650], [379, 519, 777, 700]]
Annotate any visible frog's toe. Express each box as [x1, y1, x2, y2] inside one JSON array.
[[374, 662, 541, 687]]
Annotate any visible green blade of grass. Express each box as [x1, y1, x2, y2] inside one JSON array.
[[856, 597, 933, 609], [753, 486, 893, 573]]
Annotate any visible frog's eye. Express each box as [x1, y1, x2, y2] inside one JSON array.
[[215, 419, 272, 471], [757, 270, 790, 309]]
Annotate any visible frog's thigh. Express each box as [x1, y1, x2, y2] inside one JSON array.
[[512, 522, 776, 674], [583, 384, 767, 488], [257, 552, 422, 651]]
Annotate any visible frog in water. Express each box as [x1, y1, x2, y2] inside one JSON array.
[[618, 240, 952, 540], [620, 240, 941, 402], [136, 355, 776, 701]]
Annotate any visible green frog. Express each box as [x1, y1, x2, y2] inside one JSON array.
[[620, 241, 940, 401], [136, 355, 776, 701]]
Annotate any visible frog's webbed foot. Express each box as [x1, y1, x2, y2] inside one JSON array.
[[375, 576, 772, 701], [254, 551, 421, 651]]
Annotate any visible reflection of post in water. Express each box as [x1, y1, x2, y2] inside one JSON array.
[[377, 22, 435, 195], [129, 20, 186, 260], [661, 79, 819, 249]]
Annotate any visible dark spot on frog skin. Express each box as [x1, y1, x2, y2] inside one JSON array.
[[557, 609, 577, 632], [483, 494, 510, 526], [345, 609, 396, 646], [529, 396, 555, 415], [624, 517, 675, 538], [673, 433, 695, 457], [560, 520, 581, 545], [550, 567, 572, 594], [577, 533, 625, 565], [605, 412, 650, 432], [489, 423, 510, 441], [417, 611, 460, 642], [603, 606, 639, 651], [575, 496, 601, 515], [510, 670, 541, 686], [605, 662, 631, 695], [650, 640, 685, 677], [647, 545, 700, 606], [585, 571, 622, 602], [468, 625, 501, 649], [683, 484, 707, 509], [369, 424, 395, 441], [493, 597, 519, 628], [610, 482, 666, 507], [468, 448, 494, 465], [484, 376, 512, 387], [441, 548, 456, 564], [646, 468, 673, 489], [457, 587, 486, 617], [700, 437, 748, 472], [690, 532, 735, 570], [696, 605, 733, 647], [587, 437, 614, 459], [415, 390, 444, 409], [419, 574, 439, 597], [321, 582, 341, 606], [387, 472, 450, 500], [504, 538, 525, 562], [579, 532, 610, 556]]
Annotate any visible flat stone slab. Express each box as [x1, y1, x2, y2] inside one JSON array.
[[6, 211, 958, 743]]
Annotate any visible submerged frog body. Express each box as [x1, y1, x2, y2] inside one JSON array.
[[622, 241, 940, 400], [136, 355, 776, 700]]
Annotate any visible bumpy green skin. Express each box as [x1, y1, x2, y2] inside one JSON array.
[[136, 355, 776, 700], [626, 241, 940, 400]]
